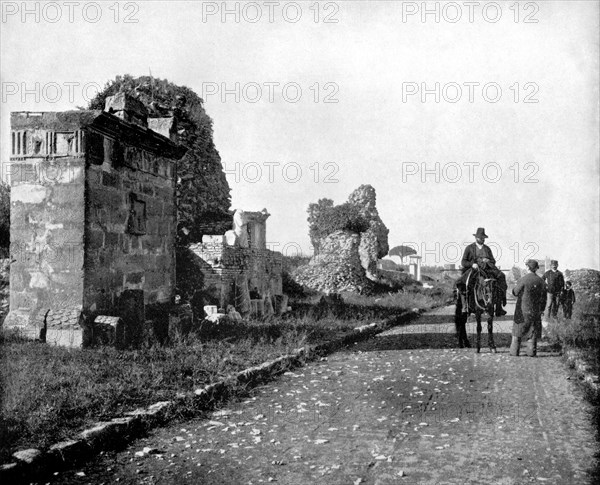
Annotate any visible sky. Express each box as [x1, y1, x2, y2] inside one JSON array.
[[1, 0, 598, 270]]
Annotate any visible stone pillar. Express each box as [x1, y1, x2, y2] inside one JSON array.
[[409, 255, 422, 282]]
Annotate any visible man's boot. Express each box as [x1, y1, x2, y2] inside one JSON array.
[[509, 336, 521, 356]]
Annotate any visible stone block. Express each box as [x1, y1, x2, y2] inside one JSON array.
[[79, 422, 121, 451], [51, 184, 83, 206], [101, 171, 120, 189], [124, 401, 172, 426], [145, 220, 159, 236], [146, 199, 162, 217], [48, 440, 90, 465], [158, 222, 172, 237], [86, 167, 102, 186], [105, 93, 148, 128], [12, 448, 42, 465], [105, 232, 120, 248], [145, 270, 167, 289], [151, 187, 170, 203], [203, 235, 225, 245], [142, 236, 163, 252], [86, 230, 104, 250], [93, 315, 124, 346], [10, 291, 36, 310], [163, 202, 175, 216]]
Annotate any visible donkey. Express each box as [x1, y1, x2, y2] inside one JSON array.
[[455, 267, 499, 353]]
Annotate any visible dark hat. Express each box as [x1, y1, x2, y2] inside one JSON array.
[[473, 228, 488, 239], [526, 259, 539, 271], [550, 260, 558, 265]]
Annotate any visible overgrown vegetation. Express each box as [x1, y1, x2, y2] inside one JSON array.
[[307, 199, 369, 253], [545, 269, 600, 375], [0, 182, 9, 258], [546, 293, 600, 376], [0, 288, 448, 462], [88, 74, 231, 245]]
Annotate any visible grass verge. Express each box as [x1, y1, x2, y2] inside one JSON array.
[[0, 286, 451, 463], [545, 293, 600, 482]]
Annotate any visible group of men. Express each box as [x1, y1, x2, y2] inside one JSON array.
[[456, 228, 575, 357]]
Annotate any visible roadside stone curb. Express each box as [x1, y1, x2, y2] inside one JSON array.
[[1, 307, 427, 483], [564, 348, 600, 396]]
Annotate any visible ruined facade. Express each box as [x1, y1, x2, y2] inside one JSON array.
[[190, 209, 284, 316], [4, 94, 186, 346]]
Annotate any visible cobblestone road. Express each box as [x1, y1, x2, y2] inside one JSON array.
[[53, 302, 598, 485]]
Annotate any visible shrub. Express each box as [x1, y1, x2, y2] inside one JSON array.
[[308, 202, 369, 253], [0, 182, 9, 258]]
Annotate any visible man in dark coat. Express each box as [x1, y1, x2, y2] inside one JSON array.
[[511, 259, 547, 357], [543, 260, 564, 318], [456, 228, 508, 316]]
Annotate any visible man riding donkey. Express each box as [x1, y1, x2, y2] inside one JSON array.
[[456, 228, 508, 316]]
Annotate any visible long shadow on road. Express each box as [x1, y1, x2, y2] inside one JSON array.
[[346, 308, 515, 352]]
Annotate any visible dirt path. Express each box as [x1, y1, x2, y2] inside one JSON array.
[[53, 303, 598, 484]]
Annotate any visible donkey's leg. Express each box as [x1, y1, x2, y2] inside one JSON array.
[[487, 315, 497, 353], [461, 320, 471, 348], [455, 299, 465, 348], [458, 313, 470, 348], [475, 312, 482, 353]]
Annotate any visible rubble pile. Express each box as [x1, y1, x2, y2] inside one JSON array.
[[293, 185, 391, 295], [293, 231, 374, 294]]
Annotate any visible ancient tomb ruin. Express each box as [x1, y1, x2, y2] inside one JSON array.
[[4, 93, 186, 346], [190, 208, 285, 318]]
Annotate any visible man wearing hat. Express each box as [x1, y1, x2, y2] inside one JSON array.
[[456, 228, 508, 316], [543, 260, 564, 318], [511, 259, 547, 356]]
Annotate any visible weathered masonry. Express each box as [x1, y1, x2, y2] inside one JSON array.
[[191, 209, 285, 317], [4, 94, 186, 346]]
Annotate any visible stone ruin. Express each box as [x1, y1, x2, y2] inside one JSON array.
[[3, 93, 187, 347], [293, 185, 390, 294], [190, 208, 286, 319]]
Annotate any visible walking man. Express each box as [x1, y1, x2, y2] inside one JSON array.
[[511, 259, 547, 357], [543, 260, 564, 318], [456, 228, 508, 316]]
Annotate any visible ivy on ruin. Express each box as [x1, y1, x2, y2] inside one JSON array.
[[88, 75, 232, 246]]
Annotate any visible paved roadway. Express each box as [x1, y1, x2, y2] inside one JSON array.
[[53, 301, 598, 485]]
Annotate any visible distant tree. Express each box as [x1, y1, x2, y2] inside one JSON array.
[[389, 245, 417, 262], [0, 182, 9, 257], [88, 74, 231, 245]]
